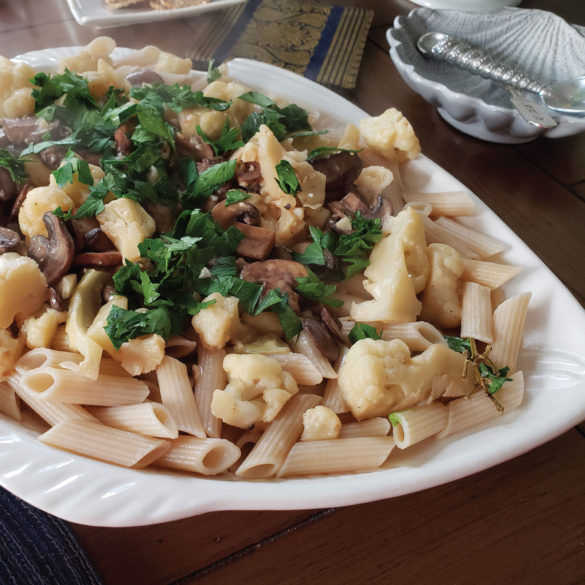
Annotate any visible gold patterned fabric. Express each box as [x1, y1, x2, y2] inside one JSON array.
[[190, 0, 373, 89]]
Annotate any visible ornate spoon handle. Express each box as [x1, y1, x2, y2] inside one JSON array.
[[417, 32, 546, 95]]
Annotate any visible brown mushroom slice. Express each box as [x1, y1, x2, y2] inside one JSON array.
[[240, 259, 308, 312], [235, 223, 276, 260], [48, 286, 66, 311], [320, 307, 348, 347], [69, 217, 115, 252], [27, 212, 75, 285], [114, 123, 133, 156], [8, 183, 29, 221], [310, 152, 363, 201], [0, 226, 21, 253], [72, 251, 123, 268], [236, 161, 261, 190], [39, 146, 67, 170], [300, 315, 340, 362], [125, 68, 164, 87], [175, 132, 214, 161], [211, 200, 260, 230], [0, 167, 18, 202]]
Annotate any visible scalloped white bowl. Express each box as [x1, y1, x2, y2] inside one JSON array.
[[388, 7, 585, 143]]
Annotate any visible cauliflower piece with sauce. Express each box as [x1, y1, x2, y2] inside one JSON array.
[[191, 293, 241, 349], [338, 338, 474, 420], [420, 243, 464, 329], [359, 108, 420, 163], [211, 353, 298, 428], [0, 253, 48, 329], [0, 328, 25, 380], [301, 406, 341, 441], [20, 306, 67, 349], [96, 197, 156, 261]]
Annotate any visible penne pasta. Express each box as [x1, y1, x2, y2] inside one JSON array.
[[489, 293, 531, 371], [322, 346, 349, 413], [155, 436, 240, 475], [19, 367, 149, 406], [89, 402, 179, 439], [194, 346, 225, 438], [39, 419, 171, 468], [460, 282, 493, 343], [403, 190, 476, 217], [438, 372, 524, 438], [278, 436, 395, 477], [339, 417, 391, 438], [462, 258, 523, 289], [265, 352, 324, 386], [236, 393, 322, 479], [15, 348, 82, 374], [156, 355, 205, 438], [0, 381, 20, 421], [291, 331, 337, 379], [389, 403, 448, 449]]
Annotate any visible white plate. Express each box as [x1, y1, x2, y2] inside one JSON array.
[[65, 0, 244, 29], [2, 48, 585, 527]]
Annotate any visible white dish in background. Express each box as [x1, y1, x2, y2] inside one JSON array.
[[388, 7, 585, 143], [65, 0, 244, 29], [408, 0, 521, 11], [2, 48, 585, 527]]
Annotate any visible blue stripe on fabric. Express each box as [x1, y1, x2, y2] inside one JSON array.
[[213, 0, 264, 64], [303, 5, 344, 81]]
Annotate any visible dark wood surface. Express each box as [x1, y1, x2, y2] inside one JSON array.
[[1, 1, 584, 584]]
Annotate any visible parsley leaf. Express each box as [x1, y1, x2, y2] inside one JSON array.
[[445, 335, 473, 354], [307, 146, 361, 161], [274, 160, 300, 195], [104, 306, 173, 350], [224, 189, 251, 206], [295, 269, 342, 308], [478, 363, 512, 395], [52, 150, 94, 188], [0, 149, 28, 183], [130, 83, 230, 114], [182, 159, 236, 206], [197, 119, 244, 155], [207, 60, 221, 83], [31, 69, 97, 112], [348, 322, 381, 344]]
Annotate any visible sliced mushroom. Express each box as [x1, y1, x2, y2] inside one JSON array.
[[176, 132, 214, 161], [211, 200, 260, 230], [114, 123, 133, 156], [0, 167, 17, 202], [72, 251, 123, 268], [48, 286, 66, 311], [144, 201, 176, 234], [320, 307, 348, 346], [39, 146, 67, 170], [300, 314, 339, 362], [310, 152, 363, 201], [27, 212, 75, 285], [69, 217, 115, 252], [125, 68, 164, 87], [2, 117, 68, 146], [8, 183, 29, 221], [240, 259, 308, 312], [0, 226, 21, 253], [235, 223, 275, 260], [236, 161, 262, 190]]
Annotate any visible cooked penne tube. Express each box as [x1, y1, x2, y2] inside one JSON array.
[[438, 372, 524, 438], [0, 381, 20, 420], [264, 352, 323, 385], [19, 367, 149, 406], [278, 436, 395, 477], [15, 348, 82, 373], [39, 419, 171, 468], [155, 436, 240, 475], [460, 282, 493, 343], [339, 417, 391, 438], [420, 213, 480, 259], [50, 325, 71, 352], [489, 292, 531, 371], [236, 393, 322, 479], [156, 355, 205, 438], [291, 331, 337, 379], [389, 402, 448, 449], [403, 190, 476, 216], [462, 258, 523, 289], [434, 216, 507, 258], [89, 402, 179, 439], [7, 373, 98, 426], [194, 346, 225, 438], [165, 334, 197, 359], [339, 320, 446, 352]]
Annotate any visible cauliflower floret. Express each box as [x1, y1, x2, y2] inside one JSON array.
[[351, 207, 428, 323], [420, 243, 464, 329], [204, 80, 254, 127], [18, 185, 74, 240], [0, 328, 25, 380], [0, 56, 36, 118], [191, 293, 241, 349], [96, 197, 156, 261], [338, 339, 474, 420], [179, 107, 227, 141], [0, 253, 48, 329], [210, 353, 298, 428], [51, 160, 105, 207], [301, 406, 341, 441], [359, 108, 420, 163], [87, 296, 165, 376], [20, 306, 67, 349]]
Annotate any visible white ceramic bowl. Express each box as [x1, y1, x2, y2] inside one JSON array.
[[388, 7, 585, 143]]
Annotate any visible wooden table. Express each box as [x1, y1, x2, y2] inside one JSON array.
[[2, 1, 585, 583]]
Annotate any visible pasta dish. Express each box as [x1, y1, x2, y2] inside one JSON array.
[[0, 38, 530, 480]]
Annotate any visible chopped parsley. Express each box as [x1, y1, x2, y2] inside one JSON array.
[[274, 160, 300, 196], [348, 322, 381, 344], [197, 118, 244, 155], [224, 189, 251, 206], [0, 149, 28, 183]]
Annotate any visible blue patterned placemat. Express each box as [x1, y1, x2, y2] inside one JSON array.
[[0, 488, 103, 585], [191, 0, 374, 89]]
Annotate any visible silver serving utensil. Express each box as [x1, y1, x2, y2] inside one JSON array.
[[417, 32, 585, 128]]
